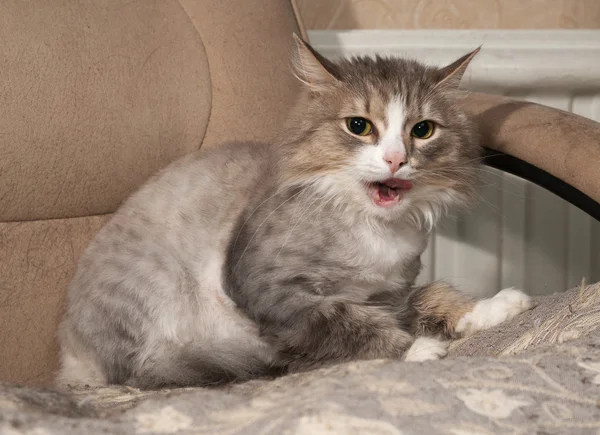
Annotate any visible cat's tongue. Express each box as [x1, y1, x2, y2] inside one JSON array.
[[368, 179, 413, 207]]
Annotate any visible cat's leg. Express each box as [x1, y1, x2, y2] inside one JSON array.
[[125, 342, 281, 389], [366, 288, 449, 362], [404, 336, 450, 362], [410, 281, 532, 339], [256, 295, 414, 372], [56, 345, 108, 389], [454, 287, 533, 337]]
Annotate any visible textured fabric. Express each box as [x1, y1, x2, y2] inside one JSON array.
[[0, 0, 211, 221], [451, 281, 600, 357], [1, 284, 599, 434], [0, 215, 110, 386], [176, 0, 304, 150], [459, 92, 600, 205], [0, 0, 304, 222]]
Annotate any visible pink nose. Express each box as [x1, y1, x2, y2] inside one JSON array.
[[383, 151, 406, 174]]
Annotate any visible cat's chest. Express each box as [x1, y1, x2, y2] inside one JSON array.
[[352, 224, 426, 280]]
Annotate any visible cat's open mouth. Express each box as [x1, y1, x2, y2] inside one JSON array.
[[367, 178, 413, 207]]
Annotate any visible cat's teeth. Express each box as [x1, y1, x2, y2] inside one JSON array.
[[380, 184, 391, 198], [378, 184, 398, 200]]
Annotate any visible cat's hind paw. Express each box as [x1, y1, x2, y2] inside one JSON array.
[[456, 287, 532, 337], [404, 337, 448, 362]]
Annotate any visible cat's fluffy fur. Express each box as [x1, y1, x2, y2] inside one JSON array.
[[57, 36, 531, 389]]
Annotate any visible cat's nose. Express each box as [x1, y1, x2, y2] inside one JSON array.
[[383, 151, 406, 174]]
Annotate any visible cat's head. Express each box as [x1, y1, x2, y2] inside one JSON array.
[[279, 35, 482, 229]]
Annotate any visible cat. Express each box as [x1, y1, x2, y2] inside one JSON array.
[[57, 34, 532, 389]]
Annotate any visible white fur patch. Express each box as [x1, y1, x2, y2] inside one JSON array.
[[456, 288, 533, 336], [380, 98, 406, 158], [351, 98, 410, 181], [404, 337, 448, 362], [353, 221, 426, 281], [58, 348, 107, 387]]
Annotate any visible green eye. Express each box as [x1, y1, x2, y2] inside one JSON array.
[[411, 120, 435, 139], [346, 117, 373, 136]]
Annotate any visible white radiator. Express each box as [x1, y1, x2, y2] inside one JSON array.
[[309, 30, 600, 297]]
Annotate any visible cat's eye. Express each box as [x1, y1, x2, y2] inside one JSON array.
[[411, 120, 435, 139], [346, 117, 373, 136]]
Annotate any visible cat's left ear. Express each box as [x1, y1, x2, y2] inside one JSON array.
[[291, 33, 339, 91], [435, 47, 481, 89]]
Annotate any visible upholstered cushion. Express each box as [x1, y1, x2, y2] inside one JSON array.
[[0, 1, 211, 222], [0, 0, 304, 222], [176, 0, 307, 151], [0, 216, 110, 386]]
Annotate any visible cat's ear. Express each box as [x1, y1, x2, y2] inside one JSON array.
[[291, 33, 339, 91], [435, 47, 481, 89]]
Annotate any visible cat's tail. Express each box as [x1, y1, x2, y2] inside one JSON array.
[[127, 341, 285, 389]]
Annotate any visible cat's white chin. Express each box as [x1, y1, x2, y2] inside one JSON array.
[[366, 178, 413, 208]]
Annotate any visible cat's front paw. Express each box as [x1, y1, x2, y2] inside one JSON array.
[[455, 287, 532, 336], [404, 337, 448, 362]]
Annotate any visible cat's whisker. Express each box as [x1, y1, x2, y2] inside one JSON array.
[[411, 153, 504, 177], [231, 167, 318, 248], [473, 195, 502, 215], [272, 189, 331, 263], [415, 167, 536, 202], [232, 188, 306, 271]]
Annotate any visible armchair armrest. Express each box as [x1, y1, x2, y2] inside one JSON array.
[[460, 92, 600, 220]]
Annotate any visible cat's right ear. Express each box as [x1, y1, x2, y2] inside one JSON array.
[[291, 33, 339, 91]]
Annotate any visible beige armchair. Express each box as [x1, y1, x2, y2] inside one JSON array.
[[1, 1, 599, 432]]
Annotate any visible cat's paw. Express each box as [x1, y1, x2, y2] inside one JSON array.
[[456, 287, 532, 337], [404, 337, 448, 362]]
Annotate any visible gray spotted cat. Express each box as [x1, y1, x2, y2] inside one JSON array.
[[58, 35, 531, 389]]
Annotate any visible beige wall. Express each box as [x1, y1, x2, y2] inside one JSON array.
[[296, 0, 600, 29]]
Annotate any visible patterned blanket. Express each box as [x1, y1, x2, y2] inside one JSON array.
[[2, 284, 599, 435]]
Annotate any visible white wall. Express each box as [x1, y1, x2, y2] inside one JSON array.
[[309, 30, 600, 297]]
